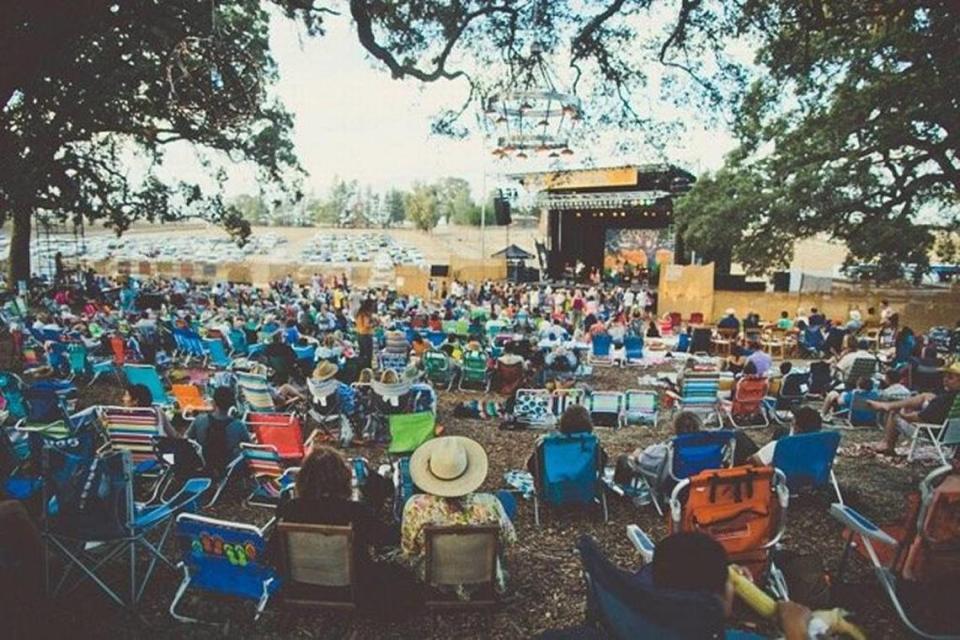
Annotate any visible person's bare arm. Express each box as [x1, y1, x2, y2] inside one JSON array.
[[777, 601, 812, 640]]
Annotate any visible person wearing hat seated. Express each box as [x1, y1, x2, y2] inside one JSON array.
[[718, 308, 740, 331], [867, 361, 960, 455], [402, 437, 516, 599]]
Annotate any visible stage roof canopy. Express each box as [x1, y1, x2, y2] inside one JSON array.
[[509, 164, 695, 193]]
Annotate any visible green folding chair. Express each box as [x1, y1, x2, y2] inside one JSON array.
[[388, 411, 436, 455]]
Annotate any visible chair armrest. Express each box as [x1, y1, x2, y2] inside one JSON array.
[[829, 503, 897, 547], [664, 390, 681, 401], [626, 524, 656, 564]]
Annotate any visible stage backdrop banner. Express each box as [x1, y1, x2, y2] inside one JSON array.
[[604, 228, 675, 275]]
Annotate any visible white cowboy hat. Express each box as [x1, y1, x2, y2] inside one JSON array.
[[409, 436, 488, 498], [724, 308, 736, 316], [313, 360, 339, 381]]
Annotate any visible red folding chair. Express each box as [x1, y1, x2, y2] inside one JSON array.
[[721, 375, 770, 429], [246, 412, 312, 463]]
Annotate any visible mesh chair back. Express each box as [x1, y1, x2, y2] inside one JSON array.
[[808, 362, 833, 395], [248, 412, 304, 461], [772, 431, 841, 493], [123, 364, 170, 405], [461, 351, 488, 380], [844, 357, 877, 389], [67, 343, 88, 376], [44, 448, 132, 540], [99, 406, 163, 464], [279, 523, 353, 587], [175, 514, 277, 599], [848, 390, 879, 426], [425, 525, 498, 587], [25, 379, 75, 423], [671, 430, 735, 480], [539, 433, 601, 506], [387, 411, 436, 454]]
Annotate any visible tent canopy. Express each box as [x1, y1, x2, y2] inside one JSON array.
[[491, 244, 535, 260]]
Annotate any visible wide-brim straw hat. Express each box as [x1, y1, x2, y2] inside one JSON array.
[[942, 361, 960, 376], [313, 361, 339, 381], [409, 436, 488, 498]]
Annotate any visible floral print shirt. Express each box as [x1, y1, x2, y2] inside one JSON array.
[[400, 492, 517, 595]]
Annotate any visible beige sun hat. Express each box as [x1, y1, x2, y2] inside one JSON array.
[[409, 436, 488, 498], [313, 360, 339, 381]]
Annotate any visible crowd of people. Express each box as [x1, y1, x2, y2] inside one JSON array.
[[1, 268, 958, 639]]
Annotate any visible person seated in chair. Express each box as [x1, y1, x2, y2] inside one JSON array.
[[867, 361, 960, 455], [745, 341, 772, 377], [273, 446, 403, 613], [834, 338, 875, 382], [750, 407, 823, 467], [185, 386, 250, 478], [527, 405, 609, 476], [652, 532, 811, 640], [402, 437, 517, 599], [820, 376, 879, 419], [725, 345, 748, 375], [122, 382, 178, 437], [717, 308, 740, 331]]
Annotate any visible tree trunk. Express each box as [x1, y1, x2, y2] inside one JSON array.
[[8, 208, 32, 288]]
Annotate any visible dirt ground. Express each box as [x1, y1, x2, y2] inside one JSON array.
[[36, 362, 955, 640]]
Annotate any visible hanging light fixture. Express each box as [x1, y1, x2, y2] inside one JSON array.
[[484, 41, 582, 162]]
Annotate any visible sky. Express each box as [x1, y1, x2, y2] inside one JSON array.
[[163, 7, 740, 200]]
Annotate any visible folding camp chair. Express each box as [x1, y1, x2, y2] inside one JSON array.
[[1, 374, 75, 430], [171, 383, 212, 420], [839, 357, 878, 391], [721, 375, 770, 429], [667, 373, 721, 426], [459, 350, 490, 392], [588, 334, 614, 367], [513, 388, 555, 429], [632, 430, 737, 516], [387, 411, 436, 455], [799, 327, 825, 358], [228, 327, 249, 357], [378, 348, 410, 374], [423, 525, 499, 609], [43, 448, 210, 608], [425, 330, 446, 348], [239, 442, 299, 508], [123, 363, 173, 406], [624, 389, 659, 427], [422, 350, 455, 391], [711, 328, 738, 356], [246, 412, 311, 462], [550, 388, 585, 419], [771, 430, 844, 503], [587, 391, 625, 429], [276, 523, 356, 609], [236, 371, 276, 413], [908, 393, 960, 465], [622, 335, 644, 365], [830, 389, 879, 428], [832, 465, 960, 640], [170, 513, 280, 623], [804, 361, 833, 399], [580, 534, 727, 640], [532, 432, 608, 526], [177, 330, 206, 366], [151, 436, 206, 503], [97, 405, 165, 472], [66, 342, 118, 385], [689, 327, 713, 354], [669, 465, 790, 597], [202, 338, 232, 369], [307, 377, 351, 445]]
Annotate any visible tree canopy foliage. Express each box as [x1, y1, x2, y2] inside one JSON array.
[[675, 1, 960, 281], [3, 1, 957, 283]]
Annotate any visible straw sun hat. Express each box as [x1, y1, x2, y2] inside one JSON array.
[[409, 436, 488, 498], [313, 361, 339, 381]]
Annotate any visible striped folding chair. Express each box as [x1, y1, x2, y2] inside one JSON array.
[[587, 391, 625, 429], [235, 372, 276, 413], [624, 389, 659, 427], [669, 373, 721, 426], [239, 442, 299, 508], [98, 406, 164, 470]]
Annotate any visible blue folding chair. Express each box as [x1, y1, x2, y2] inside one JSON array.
[[170, 514, 280, 623], [426, 330, 446, 348], [202, 338, 232, 369], [771, 430, 843, 503], [123, 363, 173, 405], [669, 430, 737, 481], [228, 328, 249, 357], [588, 334, 614, 367], [622, 335, 644, 365], [43, 448, 210, 608], [533, 433, 608, 526], [576, 535, 727, 640]]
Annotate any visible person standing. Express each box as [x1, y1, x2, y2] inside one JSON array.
[[356, 298, 376, 370]]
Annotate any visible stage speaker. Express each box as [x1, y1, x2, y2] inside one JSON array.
[[493, 197, 512, 225], [430, 265, 450, 277], [772, 271, 790, 292]]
